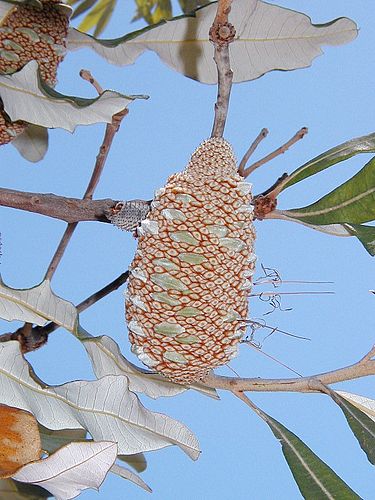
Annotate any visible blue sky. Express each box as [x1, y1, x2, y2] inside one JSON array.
[[1, 0, 375, 498]]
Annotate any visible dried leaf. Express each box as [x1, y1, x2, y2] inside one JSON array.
[[0, 342, 201, 460], [82, 334, 219, 399], [0, 277, 78, 332], [11, 125, 48, 163], [110, 463, 151, 493], [0, 61, 147, 132], [12, 441, 117, 499], [67, 0, 357, 84], [0, 405, 41, 479]]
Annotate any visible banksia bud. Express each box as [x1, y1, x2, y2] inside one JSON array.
[[0, 0, 69, 144], [125, 138, 256, 384]]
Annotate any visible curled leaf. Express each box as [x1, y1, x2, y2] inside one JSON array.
[[0, 61, 148, 132], [11, 441, 118, 499], [67, 0, 357, 84], [0, 342, 201, 460], [82, 334, 219, 399], [280, 133, 375, 191], [0, 277, 78, 332], [110, 463, 151, 493], [11, 125, 48, 163]]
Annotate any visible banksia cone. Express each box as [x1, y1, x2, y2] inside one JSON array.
[[125, 138, 256, 384], [0, 0, 69, 144]]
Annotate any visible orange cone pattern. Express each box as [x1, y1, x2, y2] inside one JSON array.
[[126, 138, 256, 384]]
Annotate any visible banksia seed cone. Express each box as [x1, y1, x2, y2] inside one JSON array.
[[0, 0, 69, 144], [126, 138, 256, 384]]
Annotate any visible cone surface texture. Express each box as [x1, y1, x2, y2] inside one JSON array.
[[0, 0, 69, 144], [126, 138, 256, 384]]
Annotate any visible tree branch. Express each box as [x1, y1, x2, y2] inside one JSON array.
[[45, 107, 129, 280], [238, 128, 269, 176], [210, 0, 235, 138], [203, 344, 375, 392], [242, 127, 308, 179], [0, 187, 116, 223]]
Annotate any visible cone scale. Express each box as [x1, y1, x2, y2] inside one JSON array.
[[0, 0, 69, 144], [126, 138, 256, 384]]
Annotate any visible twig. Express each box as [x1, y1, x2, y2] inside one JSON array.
[[0, 188, 150, 224], [210, 0, 235, 138], [45, 108, 128, 280], [203, 344, 375, 392], [80, 69, 104, 95], [238, 128, 269, 176], [0, 271, 130, 350], [76, 271, 129, 314], [0, 323, 48, 354], [242, 127, 308, 179]]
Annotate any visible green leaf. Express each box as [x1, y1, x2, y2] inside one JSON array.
[[133, 0, 173, 25], [344, 224, 375, 256], [178, 0, 209, 15], [261, 412, 361, 499], [269, 211, 375, 256], [118, 453, 147, 473], [281, 156, 375, 226], [280, 132, 375, 191], [70, 0, 98, 20], [94, 0, 116, 37], [0, 478, 52, 499], [328, 391, 375, 466], [67, 0, 357, 84], [78, 0, 115, 34], [39, 426, 87, 455]]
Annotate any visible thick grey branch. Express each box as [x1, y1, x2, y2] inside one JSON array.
[[0, 187, 150, 225], [0, 187, 115, 222]]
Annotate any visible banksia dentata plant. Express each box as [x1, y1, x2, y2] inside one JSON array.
[[0, 0, 69, 144], [117, 138, 256, 384]]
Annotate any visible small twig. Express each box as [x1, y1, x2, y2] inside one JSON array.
[[76, 271, 129, 314], [0, 271, 130, 350], [238, 128, 269, 176], [233, 390, 274, 426], [255, 173, 289, 199], [80, 69, 104, 95], [210, 0, 235, 138], [45, 106, 128, 280], [242, 127, 308, 179]]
